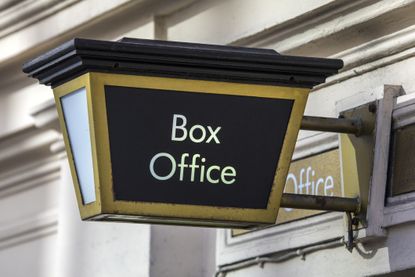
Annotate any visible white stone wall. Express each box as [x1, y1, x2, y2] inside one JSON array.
[[2, 0, 415, 276], [0, 1, 215, 276]]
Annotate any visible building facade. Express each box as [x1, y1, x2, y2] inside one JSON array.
[[2, 0, 415, 276]]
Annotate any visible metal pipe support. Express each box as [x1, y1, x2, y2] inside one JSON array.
[[301, 116, 363, 136], [280, 193, 360, 213]]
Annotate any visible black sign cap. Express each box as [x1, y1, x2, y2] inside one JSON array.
[[22, 37, 343, 88]]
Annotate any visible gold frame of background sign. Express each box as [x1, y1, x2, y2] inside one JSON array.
[[231, 149, 343, 236], [53, 72, 310, 227]]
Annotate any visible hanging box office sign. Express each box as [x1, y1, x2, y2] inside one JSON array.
[[23, 38, 342, 228]]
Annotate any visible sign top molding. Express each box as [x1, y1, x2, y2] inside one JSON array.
[[23, 37, 343, 88]]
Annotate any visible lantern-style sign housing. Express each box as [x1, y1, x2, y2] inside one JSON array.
[[23, 38, 342, 228]]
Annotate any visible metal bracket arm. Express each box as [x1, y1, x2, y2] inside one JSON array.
[[301, 116, 363, 136], [280, 193, 360, 214]]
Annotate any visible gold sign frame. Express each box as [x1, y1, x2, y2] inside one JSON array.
[[54, 72, 310, 228]]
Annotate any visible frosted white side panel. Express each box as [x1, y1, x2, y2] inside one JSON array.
[[61, 88, 96, 204]]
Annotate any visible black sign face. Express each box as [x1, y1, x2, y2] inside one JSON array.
[[105, 86, 293, 209]]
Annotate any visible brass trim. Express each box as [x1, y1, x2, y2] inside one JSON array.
[[53, 74, 102, 219], [54, 72, 310, 226]]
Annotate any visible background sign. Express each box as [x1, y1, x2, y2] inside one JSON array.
[[105, 85, 294, 209], [277, 149, 342, 223], [232, 149, 342, 235]]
